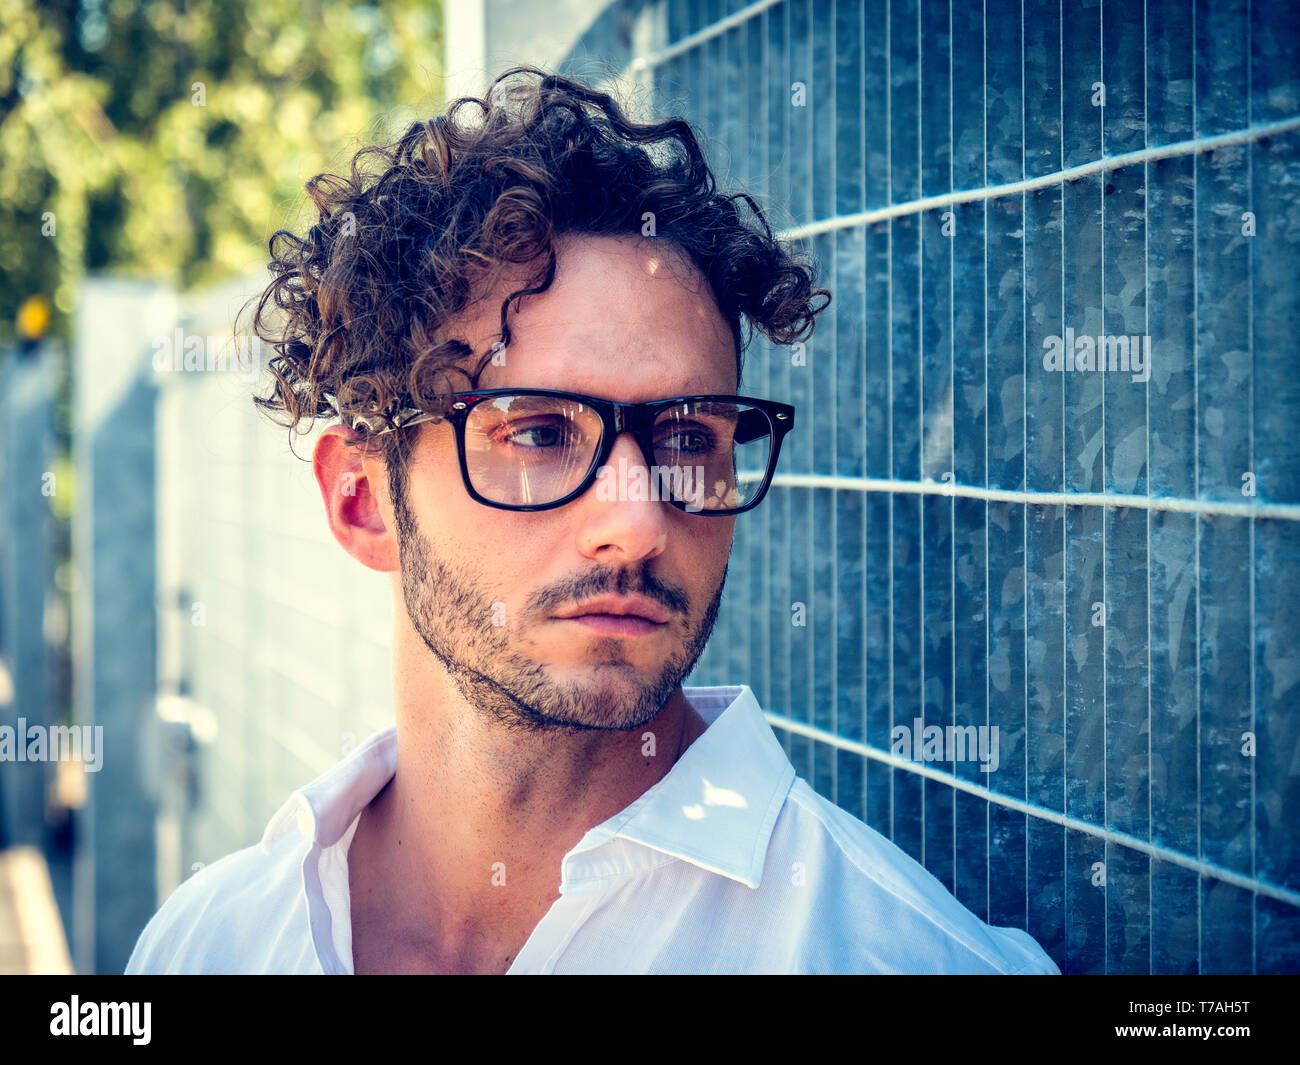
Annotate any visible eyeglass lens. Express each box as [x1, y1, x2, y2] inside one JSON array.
[[462, 395, 774, 510]]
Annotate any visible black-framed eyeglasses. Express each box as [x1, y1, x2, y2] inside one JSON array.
[[350, 389, 795, 515]]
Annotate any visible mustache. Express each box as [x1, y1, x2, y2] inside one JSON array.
[[530, 566, 690, 620]]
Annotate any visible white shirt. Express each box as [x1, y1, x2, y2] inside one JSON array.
[[125, 685, 1059, 974]]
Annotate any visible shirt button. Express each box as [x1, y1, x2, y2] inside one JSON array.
[[296, 808, 314, 839]]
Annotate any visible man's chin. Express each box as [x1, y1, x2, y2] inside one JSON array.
[[526, 665, 674, 732]]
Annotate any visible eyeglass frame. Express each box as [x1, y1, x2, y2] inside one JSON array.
[[349, 388, 796, 515]]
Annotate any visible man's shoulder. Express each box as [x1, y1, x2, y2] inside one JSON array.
[[765, 777, 1060, 974], [125, 727, 396, 974], [124, 832, 314, 974]]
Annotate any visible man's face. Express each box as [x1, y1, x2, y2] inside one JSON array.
[[386, 234, 738, 733]]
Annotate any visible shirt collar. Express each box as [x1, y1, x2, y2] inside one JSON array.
[[259, 684, 795, 890], [562, 685, 795, 889], [259, 726, 398, 854]]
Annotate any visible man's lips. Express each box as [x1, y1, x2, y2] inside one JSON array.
[[551, 595, 672, 625], [556, 614, 667, 637]]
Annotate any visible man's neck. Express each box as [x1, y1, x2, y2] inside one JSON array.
[[348, 655, 709, 974]]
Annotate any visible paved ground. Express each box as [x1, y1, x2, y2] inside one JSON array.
[[0, 846, 73, 974]]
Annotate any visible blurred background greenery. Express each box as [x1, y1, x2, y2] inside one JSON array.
[[0, 0, 448, 354]]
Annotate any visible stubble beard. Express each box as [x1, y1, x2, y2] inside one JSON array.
[[390, 469, 727, 734]]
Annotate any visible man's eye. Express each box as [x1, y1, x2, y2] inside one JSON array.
[[658, 429, 716, 454], [495, 421, 568, 448]]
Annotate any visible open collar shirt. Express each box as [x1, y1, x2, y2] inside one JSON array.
[[126, 684, 1059, 974]]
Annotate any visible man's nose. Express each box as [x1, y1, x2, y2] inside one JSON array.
[[589, 431, 659, 503], [606, 428, 656, 473], [572, 431, 671, 561]]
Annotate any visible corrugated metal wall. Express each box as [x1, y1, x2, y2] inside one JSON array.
[[0, 346, 56, 849], [617, 0, 1300, 973], [152, 277, 396, 887]]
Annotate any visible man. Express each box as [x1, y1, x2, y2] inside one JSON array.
[[126, 67, 1058, 974]]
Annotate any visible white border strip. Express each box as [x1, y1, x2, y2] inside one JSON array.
[[765, 712, 1300, 910], [766, 472, 1300, 521], [629, 0, 785, 71], [778, 114, 1300, 240]]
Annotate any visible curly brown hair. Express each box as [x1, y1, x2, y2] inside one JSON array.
[[245, 64, 831, 494]]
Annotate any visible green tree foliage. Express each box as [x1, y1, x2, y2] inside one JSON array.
[[0, 0, 446, 350]]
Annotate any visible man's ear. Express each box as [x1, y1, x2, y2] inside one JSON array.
[[314, 425, 400, 572]]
